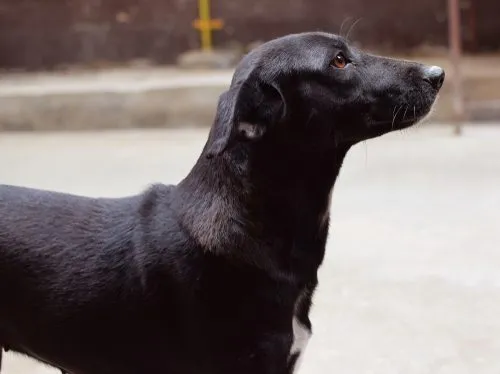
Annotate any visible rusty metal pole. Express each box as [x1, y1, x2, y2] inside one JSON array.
[[448, 0, 465, 135]]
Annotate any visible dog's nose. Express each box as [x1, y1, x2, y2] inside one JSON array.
[[423, 65, 445, 90]]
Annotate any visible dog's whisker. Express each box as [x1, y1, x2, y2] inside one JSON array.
[[363, 141, 369, 168], [339, 17, 352, 38], [391, 105, 398, 121], [391, 106, 397, 131], [402, 105, 409, 121], [392, 105, 403, 131], [346, 18, 363, 41], [305, 109, 316, 127]]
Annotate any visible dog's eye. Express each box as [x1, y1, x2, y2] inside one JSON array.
[[331, 53, 347, 69]]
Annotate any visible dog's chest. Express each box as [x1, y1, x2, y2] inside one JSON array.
[[288, 290, 312, 373], [290, 316, 310, 355], [287, 316, 311, 373]]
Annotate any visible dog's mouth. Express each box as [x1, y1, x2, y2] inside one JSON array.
[[370, 94, 439, 132], [373, 114, 415, 127], [338, 98, 436, 143], [371, 110, 426, 130]]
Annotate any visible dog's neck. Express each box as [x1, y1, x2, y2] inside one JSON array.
[[174, 136, 350, 278]]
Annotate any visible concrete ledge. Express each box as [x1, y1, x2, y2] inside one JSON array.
[[0, 56, 499, 131], [0, 69, 232, 131], [0, 86, 227, 131]]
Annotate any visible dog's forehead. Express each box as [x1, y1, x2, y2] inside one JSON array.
[[260, 32, 346, 67], [233, 32, 346, 84], [281, 32, 346, 49]]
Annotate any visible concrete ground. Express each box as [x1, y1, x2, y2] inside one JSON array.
[[1, 124, 500, 374]]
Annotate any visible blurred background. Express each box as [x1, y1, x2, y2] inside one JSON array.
[[1, 1, 500, 373]]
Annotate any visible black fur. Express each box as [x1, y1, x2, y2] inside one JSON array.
[[0, 32, 444, 374]]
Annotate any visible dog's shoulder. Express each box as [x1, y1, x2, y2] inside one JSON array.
[[136, 183, 174, 217], [134, 183, 192, 250]]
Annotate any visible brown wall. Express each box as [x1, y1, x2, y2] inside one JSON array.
[[0, 0, 199, 70], [0, 0, 498, 71]]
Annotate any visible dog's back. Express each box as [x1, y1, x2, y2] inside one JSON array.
[[0, 184, 200, 372], [0, 184, 141, 306]]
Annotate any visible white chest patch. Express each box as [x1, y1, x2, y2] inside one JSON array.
[[289, 316, 312, 372]]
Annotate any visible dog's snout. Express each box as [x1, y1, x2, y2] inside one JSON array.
[[423, 65, 445, 90]]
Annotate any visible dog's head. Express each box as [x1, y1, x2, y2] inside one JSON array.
[[205, 31, 444, 157]]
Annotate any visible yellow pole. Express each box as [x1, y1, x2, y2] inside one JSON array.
[[192, 0, 223, 51], [199, 0, 212, 51]]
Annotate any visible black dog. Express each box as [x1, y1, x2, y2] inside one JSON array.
[[0, 32, 444, 374]]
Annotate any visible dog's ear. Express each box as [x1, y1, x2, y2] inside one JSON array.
[[205, 75, 286, 158]]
